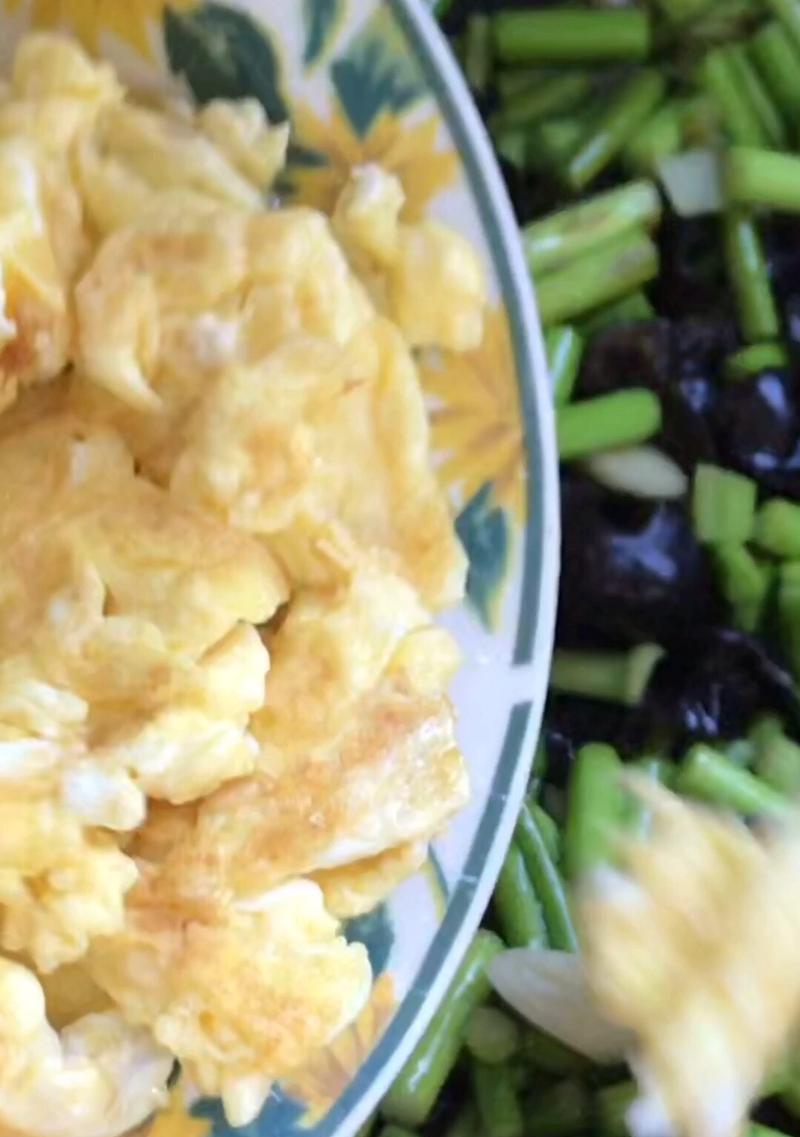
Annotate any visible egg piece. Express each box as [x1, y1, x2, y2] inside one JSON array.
[[37, 960, 111, 1029], [88, 876, 371, 1127], [198, 98, 289, 189], [72, 205, 374, 463], [0, 139, 71, 409], [580, 782, 800, 1137], [10, 34, 121, 104], [0, 956, 171, 1137], [388, 220, 487, 351], [75, 100, 264, 238], [0, 412, 284, 971], [172, 318, 467, 609], [133, 559, 467, 906], [1, 833, 138, 973], [311, 841, 427, 919], [332, 163, 405, 268]]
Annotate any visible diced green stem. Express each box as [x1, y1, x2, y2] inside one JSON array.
[[725, 342, 789, 379], [702, 48, 767, 146], [471, 1062, 525, 1137], [565, 70, 666, 190], [712, 543, 771, 632], [726, 43, 788, 148], [382, 931, 504, 1126], [523, 180, 661, 275], [557, 388, 662, 461], [493, 841, 548, 948], [537, 230, 659, 326], [755, 498, 800, 557], [464, 16, 492, 95], [515, 803, 579, 952], [498, 72, 593, 128], [564, 743, 626, 879], [725, 146, 800, 211], [766, 0, 800, 54], [527, 1080, 588, 1137], [724, 211, 780, 342], [676, 743, 790, 815], [750, 21, 800, 121], [692, 463, 757, 545], [546, 326, 584, 406], [493, 9, 651, 64], [465, 1007, 521, 1066]]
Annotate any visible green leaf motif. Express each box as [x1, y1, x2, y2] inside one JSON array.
[[163, 3, 289, 124], [302, 0, 346, 69], [345, 904, 393, 975], [456, 483, 511, 630], [331, 7, 426, 136]]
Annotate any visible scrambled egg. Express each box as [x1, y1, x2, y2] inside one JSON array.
[[580, 782, 800, 1137], [0, 30, 483, 1136]]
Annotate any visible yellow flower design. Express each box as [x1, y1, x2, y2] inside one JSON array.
[[421, 305, 526, 523], [290, 102, 459, 221], [3, 0, 196, 56], [283, 973, 397, 1126], [131, 1089, 211, 1137]]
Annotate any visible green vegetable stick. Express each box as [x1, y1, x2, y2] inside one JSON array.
[[724, 211, 780, 343], [493, 9, 651, 64], [515, 803, 579, 951], [751, 716, 800, 794], [676, 743, 790, 815], [498, 71, 592, 129], [754, 498, 800, 557], [530, 800, 561, 863], [550, 644, 664, 705], [623, 100, 684, 174], [725, 342, 789, 380], [527, 1080, 589, 1137], [557, 389, 662, 461], [750, 21, 800, 122], [464, 15, 492, 96], [564, 743, 626, 879], [726, 43, 788, 149], [537, 231, 659, 327], [471, 1062, 524, 1137], [565, 70, 666, 190], [726, 146, 800, 212], [382, 931, 504, 1126], [702, 48, 767, 146], [766, 0, 800, 53], [493, 841, 547, 948], [465, 1007, 521, 1066], [712, 543, 772, 632], [692, 463, 757, 545], [523, 180, 661, 276], [545, 326, 584, 406]]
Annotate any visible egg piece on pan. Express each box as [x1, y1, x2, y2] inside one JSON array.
[[172, 319, 467, 610], [0, 956, 171, 1137], [131, 558, 467, 907], [88, 875, 370, 1127]]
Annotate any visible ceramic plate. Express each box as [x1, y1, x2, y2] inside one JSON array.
[[0, 3, 559, 1135]]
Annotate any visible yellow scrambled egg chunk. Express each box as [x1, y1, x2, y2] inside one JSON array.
[[0, 27, 484, 1132], [580, 783, 800, 1137], [88, 876, 370, 1127], [0, 955, 172, 1137], [130, 559, 467, 908], [333, 165, 487, 351]]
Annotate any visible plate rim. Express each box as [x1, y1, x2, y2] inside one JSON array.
[[310, 3, 561, 1135]]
